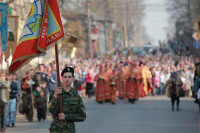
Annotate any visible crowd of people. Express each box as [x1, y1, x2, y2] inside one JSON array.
[[0, 63, 58, 131], [70, 46, 198, 104], [0, 44, 199, 131]]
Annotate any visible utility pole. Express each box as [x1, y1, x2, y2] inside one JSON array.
[[104, 0, 108, 53], [122, 0, 128, 48], [113, 0, 117, 48], [113, 0, 117, 27], [86, 0, 92, 58], [120, 0, 124, 49], [188, 0, 191, 23]]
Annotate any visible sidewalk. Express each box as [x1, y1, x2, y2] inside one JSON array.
[[5, 113, 52, 133]]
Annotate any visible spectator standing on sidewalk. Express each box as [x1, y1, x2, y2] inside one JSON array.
[[23, 87, 33, 122], [0, 71, 10, 131], [6, 73, 21, 127]]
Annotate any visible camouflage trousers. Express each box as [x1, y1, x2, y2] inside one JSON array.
[[50, 130, 75, 133]]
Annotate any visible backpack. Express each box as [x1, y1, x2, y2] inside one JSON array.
[[10, 82, 18, 92], [10, 82, 18, 99]]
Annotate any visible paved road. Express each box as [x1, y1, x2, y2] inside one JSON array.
[[6, 96, 199, 133]]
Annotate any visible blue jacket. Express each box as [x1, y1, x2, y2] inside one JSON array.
[[195, 77, 199, 93]]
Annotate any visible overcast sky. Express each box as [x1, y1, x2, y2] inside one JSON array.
[[143, 0, 169, 46]]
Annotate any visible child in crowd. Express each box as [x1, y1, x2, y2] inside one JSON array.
[[35, 91, 47, 121]]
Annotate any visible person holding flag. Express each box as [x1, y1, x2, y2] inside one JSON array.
[[8, 0, 86, 131], [48, 67, 86, 133]]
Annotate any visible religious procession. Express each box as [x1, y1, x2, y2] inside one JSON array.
[[0, 0, 200, 133]]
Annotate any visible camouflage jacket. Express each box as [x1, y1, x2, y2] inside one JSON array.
[[49, 88, 86, 133]]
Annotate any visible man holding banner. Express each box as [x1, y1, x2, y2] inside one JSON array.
[[8, 0, 86, 132], [49, 67, 86, 133]]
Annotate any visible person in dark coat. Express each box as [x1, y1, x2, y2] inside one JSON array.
[[22, 87, 33, 122], [165, 72, 183, 111]]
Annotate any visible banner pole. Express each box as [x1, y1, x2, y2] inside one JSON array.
[[55, 42, 62, 113]]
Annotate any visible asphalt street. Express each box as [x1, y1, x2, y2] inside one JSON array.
[[5, 96, 199, 133]]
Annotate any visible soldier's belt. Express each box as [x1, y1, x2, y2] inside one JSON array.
[[53, 119, 67, 124]]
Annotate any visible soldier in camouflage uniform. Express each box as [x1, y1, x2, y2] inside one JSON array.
[[49, 67, 86, 133]]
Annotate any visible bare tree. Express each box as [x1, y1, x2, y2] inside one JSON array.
[[167, 0, 200, 23]]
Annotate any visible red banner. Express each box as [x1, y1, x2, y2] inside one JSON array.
[[9, 0, 64, 73]]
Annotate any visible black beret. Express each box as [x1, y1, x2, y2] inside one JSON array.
[[61, 67, 74, 77]]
